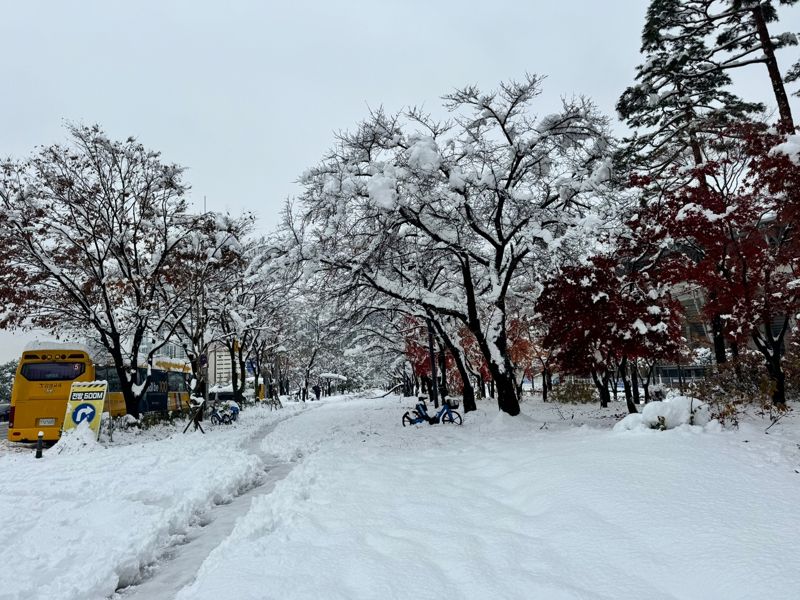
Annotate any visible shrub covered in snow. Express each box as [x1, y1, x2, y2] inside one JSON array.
[[550, 381, 596, 404], [693, 353, 784, 427], [614, 396, 711, 431]]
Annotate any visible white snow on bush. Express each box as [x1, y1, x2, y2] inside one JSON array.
[[614, 395, 711, 431]]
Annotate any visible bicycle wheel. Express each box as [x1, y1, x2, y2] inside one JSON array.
[[402, 412, 413, 427], [442, 411, 462, 425], [211, 414, 220, 425]]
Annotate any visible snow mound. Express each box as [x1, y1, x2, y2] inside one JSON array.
[[50, 421, 101, 455], [475, 407, 538, 432], [614, 396, 711, 432]]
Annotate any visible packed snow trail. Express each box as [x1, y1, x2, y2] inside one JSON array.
[[115, 427, 295, 600], [0, 403, 310, 600]]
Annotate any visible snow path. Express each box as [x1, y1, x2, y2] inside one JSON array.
[[0, 403, 311, 600], [115, 419, 296, 600], [175, 395, 800, 600]]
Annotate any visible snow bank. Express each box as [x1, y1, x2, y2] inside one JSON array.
[[614, 395, 711, 431], [51, 420, 101, 455], [0, 405, 298, 600]]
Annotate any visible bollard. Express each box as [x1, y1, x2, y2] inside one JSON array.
[[35, 431, 44, 459]]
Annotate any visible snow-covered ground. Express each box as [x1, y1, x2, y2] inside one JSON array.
[[1, 395, 799, 599], [0, 403, 309, 600]]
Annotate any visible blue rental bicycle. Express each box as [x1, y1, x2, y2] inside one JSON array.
[[402, 398, 462, 426], [209, 403, 232, 425]]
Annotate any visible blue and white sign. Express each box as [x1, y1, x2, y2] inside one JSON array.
[[72, 402, 97, 424], [63, 381, 108, 438]]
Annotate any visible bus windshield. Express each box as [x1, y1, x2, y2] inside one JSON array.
[[20, 362, 86, 381]]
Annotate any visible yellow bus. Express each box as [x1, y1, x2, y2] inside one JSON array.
[[8, 349, 192, 443], [94, 358, 192, 417], [7, 348, 94, 442]]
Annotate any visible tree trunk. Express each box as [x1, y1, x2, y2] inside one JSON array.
[[630, 360, 640, 406], [237, 346, 246, 401], [402, 369, 413, 397], [591, 370, 610, 408], [711, 312, 727, 364], [541, 370, 549, 403], [437, 346, 448, 400], [771, 365, 786, 405], [228, 342, 239, 400], [620, 357, 637, 414], [752, 5, 795, 131], [442, 345, 475, 412], [429, 318, 476, 412], [425, 319, 439, 409], [641, 363, 654, 403], [730, 341, 743, 380], [754, 317, 789, 406], [488, 365, 520, 416], [119, 364, 141, 419]]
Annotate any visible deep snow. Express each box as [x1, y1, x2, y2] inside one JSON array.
[[0, 403, 307, 600], [1, 395, 799, 600]]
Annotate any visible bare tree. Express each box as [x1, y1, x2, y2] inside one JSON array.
[[0, 124, 201, 417], [301, 75, 612, 415]]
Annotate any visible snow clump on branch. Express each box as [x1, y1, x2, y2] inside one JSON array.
[[407, 136, 442, 173], [367, 170, 398, 211]]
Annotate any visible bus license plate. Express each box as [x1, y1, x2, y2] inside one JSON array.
[[38, 418, 55, 426]]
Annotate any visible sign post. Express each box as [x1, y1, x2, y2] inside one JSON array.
[[63, 381, 108, 439]]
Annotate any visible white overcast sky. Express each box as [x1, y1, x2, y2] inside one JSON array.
[[1, 0, 799, 360]]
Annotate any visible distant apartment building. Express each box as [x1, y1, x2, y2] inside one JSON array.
[[207, 343, 233, 386]]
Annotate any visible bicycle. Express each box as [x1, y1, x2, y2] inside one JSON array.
[[402, 398, 462, 426], [209, 403, 232, 425], [225, 401, 240, 422]]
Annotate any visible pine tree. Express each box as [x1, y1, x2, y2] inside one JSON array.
[[618, 0, 762, 180], [640, 0, 798, 131], [619, 0, 761, 365]]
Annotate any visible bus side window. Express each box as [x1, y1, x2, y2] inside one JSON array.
[[168, 371, 187, 392]]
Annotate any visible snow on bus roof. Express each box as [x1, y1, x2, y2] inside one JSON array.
[[23, 341, 93, 356]]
